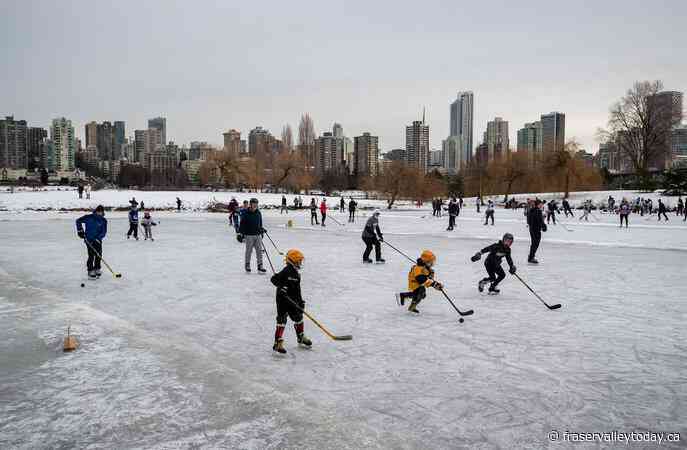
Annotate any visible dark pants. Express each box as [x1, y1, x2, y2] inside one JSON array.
[[546, 211, 556, 224], [349, 210, 355, 222], [481, 261, 505, 288], [276, 295, 304, 325], [321, 212, 326, 226], [86, 240, 102, 271], [448, 215, 456, 230], [363, 236, 381, 261], [310, 211, 319, 225], [484, 211, 494, 225], [620, 214, 628, 227], [399, 286, 426, 305], [528, 230, 541, 261], [127, 223, 138, 238], [564, 207, 574, 217], [658, 211, 668, 221]]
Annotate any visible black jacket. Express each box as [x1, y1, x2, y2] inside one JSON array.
[[271, 264, 303, 304], [527, 207, 546, 233], [480, 241, 514, 269], [448, 202, 459, 216], [238, 209, 263, 235]]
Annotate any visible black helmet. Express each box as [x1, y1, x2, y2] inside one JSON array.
[[249, 198, 259, 204], [502, 232, 514, 242], [95, 205, 105, 214]]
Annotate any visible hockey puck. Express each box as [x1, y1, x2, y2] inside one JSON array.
[[80, 283, 85, 287], [459, 318, 464, 323]]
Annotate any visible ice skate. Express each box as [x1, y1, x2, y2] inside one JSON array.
[[478, 279, 488, 293], [273, 339, 286, 354], [408, 300, 420, 314], [297, 334, 312, 348]]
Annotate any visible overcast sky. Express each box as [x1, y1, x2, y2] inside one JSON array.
[[2, 0, 685, 154]]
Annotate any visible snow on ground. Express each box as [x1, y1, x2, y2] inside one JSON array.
[[1, 201, 686, 449]]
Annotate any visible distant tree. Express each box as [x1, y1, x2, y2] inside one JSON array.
[[447, 174, 464, 197], [491, 151, 529, 201], [599, 80, 681, 189], [281, 124, 294, 152], [297, 113, 316, 168]]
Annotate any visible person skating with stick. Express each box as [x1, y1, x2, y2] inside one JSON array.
[[319, 198, 327, 226], [238, 198, 267, 273], [447, 198, 459, 231], [619, 198, 630, 228], [76, 205, 108, 279], [348, 197, 357, 223], [271, 249, 311, 354], [471, 233, 516, 295], [126, 206, 139, 240], [309, 198, 319, 225], [362, 209, 384, 263], [562, 198, 574, 217], [657, 199, 669, 221], [527, 200, 547, 264], [484, 200, 495, 225], [280, 195, 288, 214], [396, 250, 443, 314]]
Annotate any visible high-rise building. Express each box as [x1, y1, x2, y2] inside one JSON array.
[[541, 112, 565, 154], [223, 129, 242, 154], [50, 117, 76, 172], [650, 91, 684, 168], [672, 125, 687, 158], [148, 117, 167, 145], [97, 121, 114, 160], [449, 91, 474, 163], [484, 117, 509, 161], [314, 124, 348, 174], [354, 132, 379, 177], [248, 126, 273, 156], [134, 130, 146, 163], [27, 127, 47, 171], [85, 121, 98, 148], [333, 123, 343, 138], [405, 119, 430, 172], [0, 116, 28, 170], [442, 136, 463, 172], [429, 150, 444, 168], [40, 139, 56, 172], [113, 121, 126, 158], [145, 128, 163, 154]]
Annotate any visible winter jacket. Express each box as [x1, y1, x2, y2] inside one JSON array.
[[128, 209, 139, 224], [619, 203, 630, 215], [349, 200, 357, 211], [448, 202, 459, 216], [271, 263, 303, 303], [141, 217, 156, 228], [480, 241, 515, 269], [527, 207, 546, 233], [408, 259, 436, 291], [362, 215, 383, 240], [239, 208, 264, 235], [228, 199, 238, 213], [76, 212, 107, 242], [658, 202, 667, 213], [320, 202, 327, 214]]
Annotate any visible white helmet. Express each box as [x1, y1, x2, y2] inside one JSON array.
[[373, 209, 381, 216]]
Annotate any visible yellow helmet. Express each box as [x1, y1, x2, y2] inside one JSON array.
[[420, 250, 436, 265], [286, 249, 305, 268]]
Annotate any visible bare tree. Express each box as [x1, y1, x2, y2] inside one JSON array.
[[600, 80, 681, 187], [492, 151, 529, 201], [298, 113, 316, 168], [281, 124, 293, 152]]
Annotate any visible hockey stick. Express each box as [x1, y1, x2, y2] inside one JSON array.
[[83, 239, 122, 278], [329, 215, 345, 226], [263, 232, 284, 255], [383, 241, 415, 263], [439, 288, 474, 317], [262, 244, 352, 340], [513, 273, 561, 310]]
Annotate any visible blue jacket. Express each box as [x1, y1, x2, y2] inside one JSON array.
[[76, 212, 107, 242], [128, 209, 139, 224], [239, 209, 263, 235]]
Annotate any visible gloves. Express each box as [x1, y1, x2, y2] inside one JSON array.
[[542, 224, 548, 232], [260, 227, 267, 234], [471, 252, 481, 262], [432, 281, 443, 290], [236, 233, 244, 243], [378, 234, 384, 242], [77, 230, 85, 239], [509, 265, 517, 275], [279, 287, 288, 295]]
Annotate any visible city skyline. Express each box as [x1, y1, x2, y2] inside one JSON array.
[[2, 1, 686, 155]]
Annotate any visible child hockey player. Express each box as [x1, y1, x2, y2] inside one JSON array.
[[471, 233, 517, 295], [396, 250, 443, 314], [309, 198, 319, 225], [271, 249, 311, 354], [127, 206, 139, 240], [75, 205, 108, 279], [141, 211, 157, 241], [484, 200, 495, 225]]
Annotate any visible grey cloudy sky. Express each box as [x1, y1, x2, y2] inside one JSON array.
[[2, 0, 686, 153]]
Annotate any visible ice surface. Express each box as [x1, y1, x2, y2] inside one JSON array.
[[1, 196, 686, 449]]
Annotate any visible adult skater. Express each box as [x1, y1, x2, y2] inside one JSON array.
[[484, 200, 495, 225], [471, 233, 516, 295], [309, 198, 319, 225], [527, 200, 547, 264], [677, 197, 684, 217], [176, 197, 182, 211], [228, 197, 239, 228], [340, 197, 345, 212], [657, 199, 669, 221], [238, 198, 266, 273], [141, 211, 157, 241], [271, 249, 311, 354], [76, 205, 107, 279], [562, 198, 574, 217], [396, 250, 443, 314], [348, 197, 357, 223], [280, 195, 288, 214], [447, 198, 459, 231], [362, 209, 384, 263], [579, 200, 591, 221], [85, 183, 91, 199], [546, 200, 557, 224], [476, 197, 481, 213], [77, 184, 84, 199], [619, 199, 630, 228], [319, 198, 327, 226], [126, 205, 139, 240], [129, 197, 138, 209]]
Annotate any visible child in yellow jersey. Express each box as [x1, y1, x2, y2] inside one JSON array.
[[396, 250, 443, 314]]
